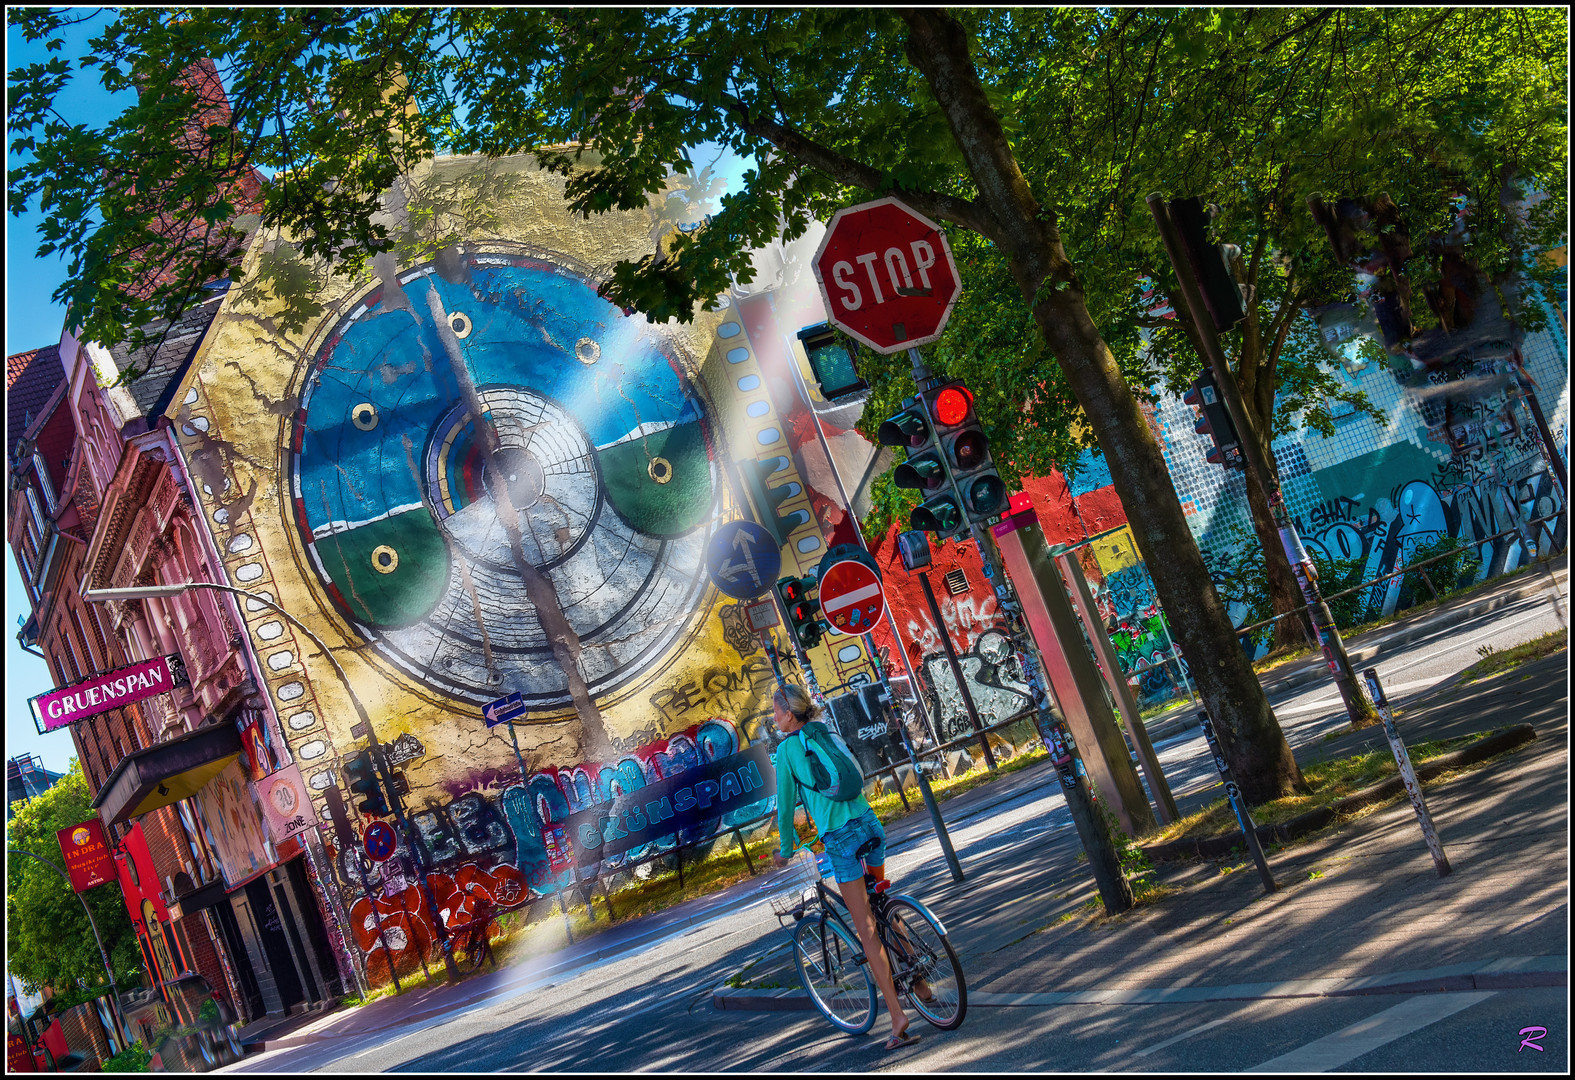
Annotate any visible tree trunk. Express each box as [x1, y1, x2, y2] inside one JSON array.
[[902, 8, 1306, 802], [1235, 314, 1315, 652]]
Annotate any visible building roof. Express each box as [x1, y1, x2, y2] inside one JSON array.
[[106, 290, 227, 420], [6, 344, 67, 457]]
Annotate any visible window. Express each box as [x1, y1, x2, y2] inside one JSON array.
[[24, 486, 46, 547], [32, 452, 57, 512], [71, 606, 102, 672]]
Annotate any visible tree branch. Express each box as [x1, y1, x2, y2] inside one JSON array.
[[700, 84, 1000, 240]]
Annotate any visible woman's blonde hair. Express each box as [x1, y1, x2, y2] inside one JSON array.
[[772, 683, 820, 722]]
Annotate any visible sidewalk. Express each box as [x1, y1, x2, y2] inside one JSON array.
[[714, 646, 1569, 1011], [1142, 552, 1567, 744]]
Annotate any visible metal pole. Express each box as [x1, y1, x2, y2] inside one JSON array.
[[7, 848, 132, 1049], [1154, 609, 1197, 707], [1361, 669, 1451, 876], [918, 572, 998, 770], [1194, 711, 1277, 894], [1149, 193, 1375, 729], [1057, 552, 1179, 824], [894, 721, 964, 882]]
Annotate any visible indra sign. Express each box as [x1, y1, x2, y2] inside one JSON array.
[[290, 251, 720, 707]]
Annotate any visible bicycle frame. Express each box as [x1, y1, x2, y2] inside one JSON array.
[[809, 877, 947, 978]]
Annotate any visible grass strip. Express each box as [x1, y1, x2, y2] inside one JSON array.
[[1458, 629, 1567, 684], [1144, 729, 1502, 846]]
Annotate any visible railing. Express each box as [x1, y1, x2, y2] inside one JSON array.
[[1234, 511, 1564, 640]]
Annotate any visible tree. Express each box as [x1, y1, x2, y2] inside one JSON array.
[[16, 9, 1554, 800], [5, 761, 142, 994]]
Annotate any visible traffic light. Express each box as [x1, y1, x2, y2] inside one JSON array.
[[775, 576, 823, 650], [928, 381, 1007, 524], [1183, 369, 1244, 470], [881, 399, 947, 499], [741, 455, 808, 547], [345, 750, 389, 817], [1169, 196, 1247, 334], [879, 394, 962, 540], [797, 323, 866, 401]]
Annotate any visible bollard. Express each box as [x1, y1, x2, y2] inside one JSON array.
[[1196, 710, 1278, 894], [1362, 669, 1452, 877]]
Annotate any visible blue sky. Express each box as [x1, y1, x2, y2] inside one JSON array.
[[5, 12, 752, 774]]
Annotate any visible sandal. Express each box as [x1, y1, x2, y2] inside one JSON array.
[[884, 1028, 922, 1052]]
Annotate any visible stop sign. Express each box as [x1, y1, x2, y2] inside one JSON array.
[[812, 197, 962, 354]]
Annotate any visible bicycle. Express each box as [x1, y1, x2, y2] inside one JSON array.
[[774, 841, 966, 1035], [450, 896, 500, 974]]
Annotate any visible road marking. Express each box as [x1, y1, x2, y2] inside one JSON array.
[[1243, 991, 1494, 1072], [1132, 1013, 1238, 1057]]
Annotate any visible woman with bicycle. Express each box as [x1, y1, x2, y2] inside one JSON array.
[[769, 683, 920, 1051]]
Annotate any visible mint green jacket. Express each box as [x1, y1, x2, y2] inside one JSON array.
[[775, 730, 872, 857]]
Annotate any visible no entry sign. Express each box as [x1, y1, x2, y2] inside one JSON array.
[[812, 197, 962, 354], [818, 557, 887, 636]]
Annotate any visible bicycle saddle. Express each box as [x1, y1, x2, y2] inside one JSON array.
[[854, 836, 881, 860]]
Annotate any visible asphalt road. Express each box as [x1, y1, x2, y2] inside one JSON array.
[[228, 585, 1567, 1074]]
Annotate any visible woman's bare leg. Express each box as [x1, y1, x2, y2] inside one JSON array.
[[840, 878, 908, 1040]]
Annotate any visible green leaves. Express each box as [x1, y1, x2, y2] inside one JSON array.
[[6, 761, 142, 995]]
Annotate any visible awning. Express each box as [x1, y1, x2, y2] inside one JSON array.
[[91, 722, 244, 824], [168, 876, 228, 920]]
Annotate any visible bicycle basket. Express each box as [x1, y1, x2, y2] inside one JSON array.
[[764, 849, 823, 925]]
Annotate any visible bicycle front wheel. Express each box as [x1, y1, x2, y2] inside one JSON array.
[[883, 898, 966, 1030], [793, 914, 877, 1035]]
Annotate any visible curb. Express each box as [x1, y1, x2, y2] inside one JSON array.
[[1140, 723, 1537, 862], [710, 955, 1566, 1012]]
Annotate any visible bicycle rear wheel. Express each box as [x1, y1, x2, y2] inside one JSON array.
[[882, 897, 966, 1030], [793, 913, 877, 1035]]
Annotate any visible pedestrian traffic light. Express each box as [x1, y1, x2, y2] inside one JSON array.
[[797, 323, 866, 401], [927, 381, 1007, 525], [775, 576, 823, 649], [1183, 369, 1244, 470], [1169, 196, 1247, 334], [741, 456, 808, 547], [345, 750, 389, 817]]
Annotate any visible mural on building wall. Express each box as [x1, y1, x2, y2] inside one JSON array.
[[166, 154, 886, 983]]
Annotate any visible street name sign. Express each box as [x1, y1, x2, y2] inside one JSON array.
[[812, 196, 962, 354]]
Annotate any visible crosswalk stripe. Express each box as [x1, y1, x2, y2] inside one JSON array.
[[1244, 991, 1495, 1072]]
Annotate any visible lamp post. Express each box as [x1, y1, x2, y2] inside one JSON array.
[[82, 582, 460, 985], [7, 847, 132, 1050]]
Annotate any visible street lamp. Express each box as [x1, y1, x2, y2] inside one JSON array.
[[82, 582, 460, 985]]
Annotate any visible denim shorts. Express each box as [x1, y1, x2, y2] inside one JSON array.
[[819, 808, 886, 884]]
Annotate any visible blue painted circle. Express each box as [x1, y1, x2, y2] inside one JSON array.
[[706, 520, 782, 600], [364, 821, 398, 862]]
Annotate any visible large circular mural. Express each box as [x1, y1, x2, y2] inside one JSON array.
[[289, 251, 719, 706]]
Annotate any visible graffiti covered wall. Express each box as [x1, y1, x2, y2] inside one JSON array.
[[166, 153, 880, 980]]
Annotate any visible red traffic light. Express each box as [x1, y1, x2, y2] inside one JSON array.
[[932, 385, 973, 427], [780, 580, 804, 603]]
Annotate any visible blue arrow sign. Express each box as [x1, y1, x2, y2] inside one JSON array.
[[483, 692, 528, 728], [706, 520, 781, 600]]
